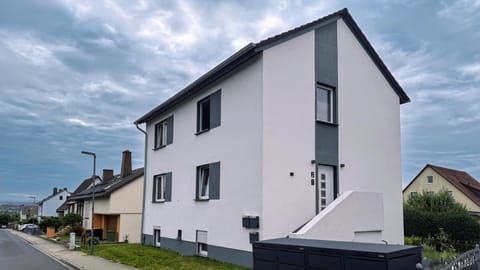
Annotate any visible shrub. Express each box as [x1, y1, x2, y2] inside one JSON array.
[[39, 216, 63, 230], [404, 190, 480, 242], [86, 236, 99, 245], [63, 213, 82, 226]]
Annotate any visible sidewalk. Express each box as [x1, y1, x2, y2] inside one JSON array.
[[8, 229, 138, 270]]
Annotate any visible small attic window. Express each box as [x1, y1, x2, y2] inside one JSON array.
[[427, 176, 433, 184]]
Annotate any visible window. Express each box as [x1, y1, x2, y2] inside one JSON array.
[[76, 204, 84, 216], [153, 173, 172, 203], [155, 174, 166, 202], [198, 98, 210, 132], [196, 90, 221, 134], [410, 192, 418, 198], [448, 191, 453, 198], [59, 195, 63, 200], [427, 176, 433, 184], [197, 165, 209, 199], [155, 121, 167, 148], [196, 230, 208, 257], [316, 84, 334, 123], [154, 228, 161, 247], [195, 162, 220, 201], [154, 116, 173, 149]]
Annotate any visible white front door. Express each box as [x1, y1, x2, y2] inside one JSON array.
[[316, 165, 334, 214]]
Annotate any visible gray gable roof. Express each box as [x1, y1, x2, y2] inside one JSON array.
[[135, 8, 409, 124], [68, 168, 144, 200]]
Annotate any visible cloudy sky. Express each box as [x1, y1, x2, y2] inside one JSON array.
[[1, 0, 479, 203]]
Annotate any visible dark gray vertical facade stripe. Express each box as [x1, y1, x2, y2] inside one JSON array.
[[210, 90, 221, 129], [165, 172, 172, 201], [209, 161, 220, 200], [315, 22, 339, 196], [166, 116, 174, 145]]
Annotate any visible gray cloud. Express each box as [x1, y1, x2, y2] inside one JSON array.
[[1, 0, 479, 201]]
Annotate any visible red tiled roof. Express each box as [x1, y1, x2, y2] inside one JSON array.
[[428, 164, 480, 207]]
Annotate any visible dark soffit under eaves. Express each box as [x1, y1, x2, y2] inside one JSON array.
[[134, 8, 409, 125]]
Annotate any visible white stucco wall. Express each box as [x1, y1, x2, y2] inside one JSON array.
[[94, 176, 143, 215], [261, 30, 317, 240], [336, 19, 404, 244], [40, 190, 70, 218], [94, 198, 110, 213], [144, 56, 264, 252], [110, 176, 143, 214], [120, 213, 142, 243]]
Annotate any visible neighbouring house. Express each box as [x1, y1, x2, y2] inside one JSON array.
[[68, 150, 144, 243], [59, 176, 101, 217], [403, 164, 480, 220], [20, 205, 39, 222], [56, 201, 68, 217], [135, 8, 409, 267], [37, 187, 70, 221]]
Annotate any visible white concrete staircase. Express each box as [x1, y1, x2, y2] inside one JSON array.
[[289, 191, 385, 243]]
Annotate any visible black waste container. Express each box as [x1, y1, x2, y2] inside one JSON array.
[[93, 228, 103, 240], [253, 238, 422, 270]]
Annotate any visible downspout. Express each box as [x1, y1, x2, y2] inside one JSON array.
[[136, 123, 148, 245]]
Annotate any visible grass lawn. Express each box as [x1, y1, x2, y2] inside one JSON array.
[[80, 243, 249, 270]]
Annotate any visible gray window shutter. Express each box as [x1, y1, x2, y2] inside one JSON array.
[[165, 172, 172, 201], [166, 116, 174, 145], [209, 162, 220, 200], [152, 177, 157, 203], [195, 167, 200, 200], [210, 90, 221, 129]]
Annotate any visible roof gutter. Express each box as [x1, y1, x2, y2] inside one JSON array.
[[136, 123, 148, 245]]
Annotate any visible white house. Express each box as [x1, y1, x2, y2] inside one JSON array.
[[37, 188, 70, 221], [135, 8, 409, 267]]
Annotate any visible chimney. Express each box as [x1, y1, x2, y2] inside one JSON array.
[[121, 150, 132, 177], [53, 187, 58, 195], [103, 169, 114, 182]]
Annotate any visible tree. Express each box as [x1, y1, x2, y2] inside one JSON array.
[[63, 213, 82, 226], [39, 216, 63, 230], [0, 214, 8, 226], [404, 190, 480, 241]]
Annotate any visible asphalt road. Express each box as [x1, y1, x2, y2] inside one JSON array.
[[0, 229, 70, 270]]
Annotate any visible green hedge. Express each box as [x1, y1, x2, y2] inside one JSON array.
[[404, 190, 480, 241]]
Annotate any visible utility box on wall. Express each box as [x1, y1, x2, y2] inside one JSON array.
[[253, 238, 422, 270]]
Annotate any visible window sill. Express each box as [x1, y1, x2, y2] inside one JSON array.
[[195, 198, 210, 202], [153, 144, 167, 151], [315, 120, 338, 127], [195, 128, 210, 136], [152, 199, 166, 204]]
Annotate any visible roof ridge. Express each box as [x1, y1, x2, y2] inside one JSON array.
[[135, 7, 409, 124], [255, 8, 347, 49], [428, 163, 467, 173]]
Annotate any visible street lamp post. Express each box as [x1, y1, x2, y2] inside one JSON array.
[[81, 150, 96, 255]]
